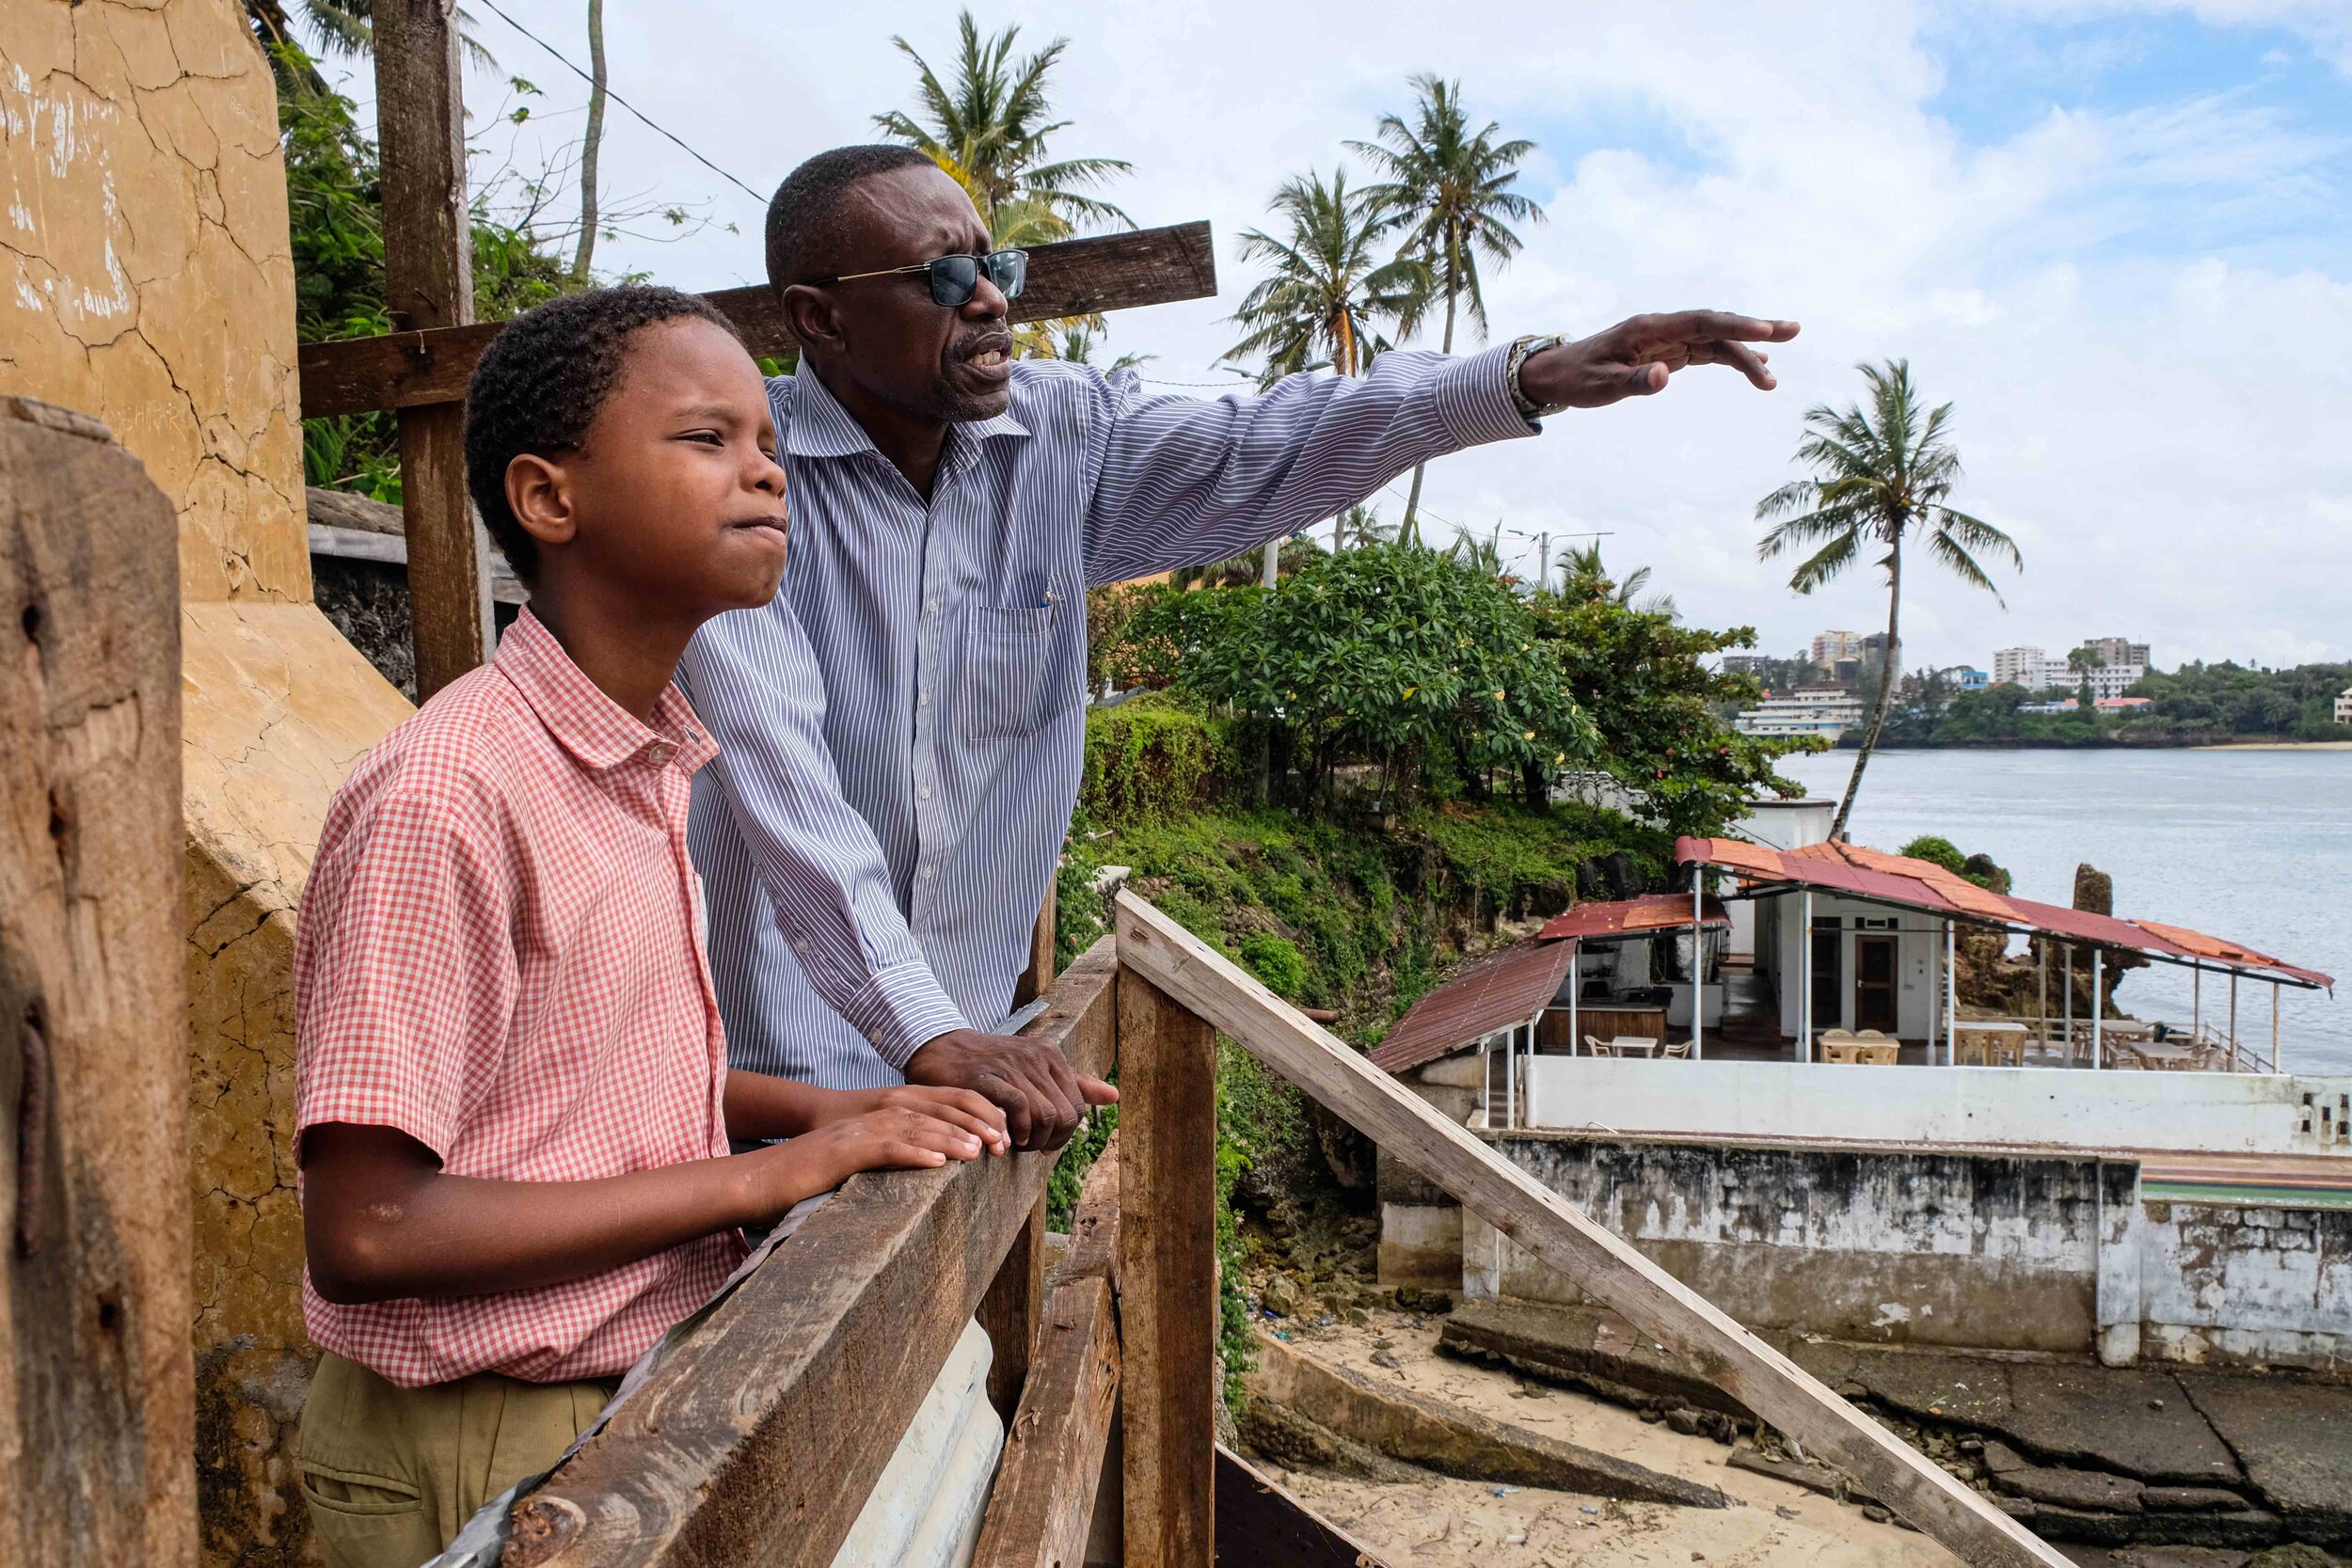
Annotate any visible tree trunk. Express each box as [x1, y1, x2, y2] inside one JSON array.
[[1258, 536, 1279, 799], [1398, 242, 1460, 550], [569, 0, 608, 282], [1831, 537, 1901, 842]]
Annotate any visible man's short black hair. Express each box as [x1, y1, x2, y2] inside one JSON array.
[[463, 284, 738, 579], [765, 144, 938, 293]]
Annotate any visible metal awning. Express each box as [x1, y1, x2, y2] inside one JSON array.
[[1368, 938, 1576, 1076], [1538, 892, 1729, 943], [1676, 836, 2332, 991]]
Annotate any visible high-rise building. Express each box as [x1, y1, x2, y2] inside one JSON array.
[[1993, 646, 2054, 689], [1810, 630, 1862, 668], [2085, 637, 2152, 671], [1720, 654, 1768, 676]]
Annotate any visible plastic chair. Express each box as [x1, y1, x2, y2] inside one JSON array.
[[1659, 1038, 1692, 1059], [1584, 1035, 1615, 1057]]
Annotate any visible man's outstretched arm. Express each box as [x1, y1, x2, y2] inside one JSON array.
[[1080, 311, 1797, 584]]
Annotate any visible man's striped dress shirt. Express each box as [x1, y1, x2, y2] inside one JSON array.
[[676, 345, 1535, 1090]]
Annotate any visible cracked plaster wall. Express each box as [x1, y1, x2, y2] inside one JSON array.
[[3, 7, 414, 1562]]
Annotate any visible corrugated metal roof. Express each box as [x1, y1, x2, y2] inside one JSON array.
[[1677, 836, 2333, 991], [1537, 893, 1730, 942], [1368, 938, 1578, 1076]]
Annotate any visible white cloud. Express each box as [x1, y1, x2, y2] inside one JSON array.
[[357, 0, 2350, 672]]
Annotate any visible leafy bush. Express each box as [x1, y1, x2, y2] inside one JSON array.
[[1239, 932, 1308, 998], [1079, 692, 1236, 829], [1899, 834, 1965, 873]]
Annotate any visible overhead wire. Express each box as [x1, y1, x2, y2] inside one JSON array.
[[470, 0, 770, 208]]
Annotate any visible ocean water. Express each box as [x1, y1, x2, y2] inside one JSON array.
[[1774, 748, 2352, 1073]]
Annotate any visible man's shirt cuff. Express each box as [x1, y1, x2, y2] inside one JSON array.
[[1432, 341, 1547, 445], [838, 962, 971, 1070]]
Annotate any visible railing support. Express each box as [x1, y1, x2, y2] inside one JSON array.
[[1116, 967, 1217, 1567]]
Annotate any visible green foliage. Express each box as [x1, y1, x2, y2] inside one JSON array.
[[1043, 1101, 1116, 1231], [1899, 834, 1965, 874], [1121, 545, 1596, 807], [1534, 592, 1817, 838], [1079, 693, 1236, 830], [1222, 169, 1427, 384], [1239, 932, 1308, 998]]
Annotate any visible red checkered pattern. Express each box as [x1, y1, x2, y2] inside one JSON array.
[[295, 610, 747, 1387]]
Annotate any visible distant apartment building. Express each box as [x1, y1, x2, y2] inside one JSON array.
[[1992, 642, 2147, 698], [1952, 666, 1990, 691], [2336, 687, 2352, 725], [1720, 654, 1768, 677], [1810, 630, 1863, 668], [2085, 636, 2152, 671], [1735, 687, 1867, 741]]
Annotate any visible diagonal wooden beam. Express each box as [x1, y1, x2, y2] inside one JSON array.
[[296, 221, 1216, 420], [1112, 891, 2072, 1568], [504, 938, 1117, 1568]]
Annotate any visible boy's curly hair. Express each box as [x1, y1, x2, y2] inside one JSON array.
[[463, 285, 741, 579]]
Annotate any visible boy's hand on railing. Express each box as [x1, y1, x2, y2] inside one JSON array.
[[846, 1084, 1011, 1156], [740, 1104, 993, 1221], [904, 1028, 1120, 1152]]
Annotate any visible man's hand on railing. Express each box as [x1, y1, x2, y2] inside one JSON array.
[[906, 1027, 1120, 1151]]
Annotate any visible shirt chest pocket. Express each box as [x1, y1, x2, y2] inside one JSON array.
[[960, 604, 1062, 741]]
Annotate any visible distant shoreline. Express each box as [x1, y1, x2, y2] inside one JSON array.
[[2194, 739, 2352, 752]]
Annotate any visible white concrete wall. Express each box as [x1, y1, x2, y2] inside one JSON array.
[[1522, 1056, 2352, 1157], [2138, 1201, 2352, 1374]]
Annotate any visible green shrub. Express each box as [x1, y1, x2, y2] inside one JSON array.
[[1239, 932, 1308, 998], [1899, 834, 1966, 873], [1079, 693, 1236, 830]]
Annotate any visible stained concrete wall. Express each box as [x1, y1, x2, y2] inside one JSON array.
[[2138, 1199, 2352, 1377], [1460, 1132, 2129, 1356], [3, 7, 414, 1561]]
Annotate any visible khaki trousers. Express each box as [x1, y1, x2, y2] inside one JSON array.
[[295, 1351, 618, 1568]]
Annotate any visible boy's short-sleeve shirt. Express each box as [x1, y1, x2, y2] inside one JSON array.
[[295, 609, 747, 1387]]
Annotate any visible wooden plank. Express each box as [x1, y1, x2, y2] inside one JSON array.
[[372, 0, 489, 697], [1013, 876, 1058, 1010], [0, 400, 193, 1564], [969, 1275, 1121, 1568], [1113, 892, 2070, 1568], [508, 939, 1117, 1568], [1116, 967, 1217, 1568], [977, 1194, 1047, 1422], [1051, 1134, 1120, 1290], [1212, 1447, 1391, 1568], [297, 223, 1218, 420]]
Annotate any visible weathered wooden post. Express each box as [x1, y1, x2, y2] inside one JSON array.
[[0, 398, 191, 1565], [1116, 951, 1218, 1566], [979, 887, 1063, 1420], [373, 0, 494, 697]]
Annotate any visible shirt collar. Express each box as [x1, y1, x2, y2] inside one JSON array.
[[784, 356, 1030, 461], [493, 609, 719, 776]]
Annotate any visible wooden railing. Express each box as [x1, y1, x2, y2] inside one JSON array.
[[499, 893, 2074, 1566]]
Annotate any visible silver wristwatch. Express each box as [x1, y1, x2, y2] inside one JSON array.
[[1508, 333, 1571, 419]]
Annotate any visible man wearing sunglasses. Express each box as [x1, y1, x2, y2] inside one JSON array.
[[677, 143, 1798, 1152]]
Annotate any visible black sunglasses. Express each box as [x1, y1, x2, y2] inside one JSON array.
[[813, 248, 1029, 308]]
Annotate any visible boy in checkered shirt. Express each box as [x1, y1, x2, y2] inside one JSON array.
[[291, 286, 1009, 1568]]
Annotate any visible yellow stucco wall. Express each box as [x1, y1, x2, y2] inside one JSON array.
[[3, 5, 412, 1560]]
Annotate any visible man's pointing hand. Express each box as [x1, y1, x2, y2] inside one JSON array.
[[1518, 311, 1801, 410], [905, 1027, 1119, 1151]]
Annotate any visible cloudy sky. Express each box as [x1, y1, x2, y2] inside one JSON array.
[[336, 0, 2350, 673]]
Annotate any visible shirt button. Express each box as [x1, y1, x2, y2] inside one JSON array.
[[917, 689, 930, 707], [918, 783, 933, 800], [919, 865, 934, 880], [925, 598, 939, 616]]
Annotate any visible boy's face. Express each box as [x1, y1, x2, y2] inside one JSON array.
[[530, 315, 789, 615]]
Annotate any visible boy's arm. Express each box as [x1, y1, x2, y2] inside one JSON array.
[[301, 1110, 988, 1305], [722, 1069, 1009, 1150]]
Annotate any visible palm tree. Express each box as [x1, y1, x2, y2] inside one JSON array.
[[1221, 169, 1427, 389], [1560, 541, 1677, 617], [874, 11, 1132, 241], [1332, 503, 1396, 551], [244, 0, 494, 97], [1350, 76, 1542, 544], [1756, 359, 2021, 841]]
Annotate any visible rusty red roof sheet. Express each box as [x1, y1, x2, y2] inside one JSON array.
[[1676, 836, 2333, 991], [1368, 938, 1577, 1076], [1538, 892, 1729, 942]]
